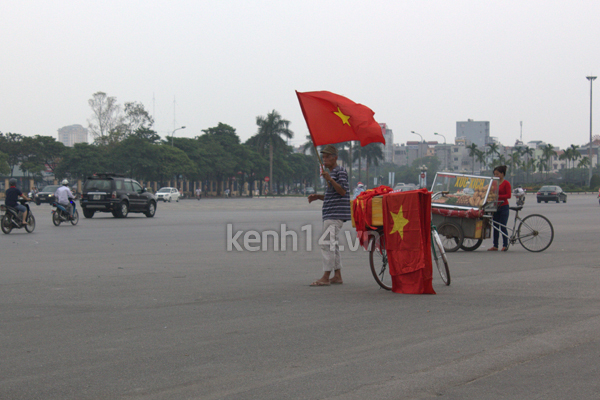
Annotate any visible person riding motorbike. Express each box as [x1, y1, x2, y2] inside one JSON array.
[[513, 185, 526, 206], [353, 182, 365, 200], [4, 178, 31, 226], [54, 179, 75, 219]]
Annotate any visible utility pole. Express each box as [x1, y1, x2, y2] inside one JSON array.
[[520, 121, 523, 142], [587, 76, 596, 187]]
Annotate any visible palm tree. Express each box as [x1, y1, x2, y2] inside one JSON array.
[[475, 149, 486, 173], [570, 144, 581, 169], [301, 135, 321, 189], [353, 145, 366, 184], [466, 144, 478, 174], [520, 147, 535, 184], [578, 156, 590, 169], [541, 144, 557, 180], [362, 143, 384, 187], [486, 142, 500, 167], [509, 151, 521, 184], [255, 110, 293, 193]]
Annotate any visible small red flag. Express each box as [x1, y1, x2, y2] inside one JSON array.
[[382, 189, 435, 294], [296, 91, 385, 147]]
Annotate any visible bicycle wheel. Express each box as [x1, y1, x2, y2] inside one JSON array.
[[432, 230, 450, 285], [517, 214, 554, 252], [459, 238, 483, 251], [437, 222, 464, 252], [369, 234, 392, 290]]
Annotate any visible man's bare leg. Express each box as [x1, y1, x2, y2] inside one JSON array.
[[330, 269, 343, 284]]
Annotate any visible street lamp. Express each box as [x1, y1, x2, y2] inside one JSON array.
[[586, 76, 596, 187], [411, 131, 423, 160], [171, 126, 186, 147], [419, 165, 428, 189], [434, 132, 447, 171]]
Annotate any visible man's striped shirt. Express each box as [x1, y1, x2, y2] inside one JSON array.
[[322, 166, 351, 221]]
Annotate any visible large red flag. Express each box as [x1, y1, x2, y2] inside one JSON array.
[[296, 91, 385, 147], [382, 189, 435, 294]]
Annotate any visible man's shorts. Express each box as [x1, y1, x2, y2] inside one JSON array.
[[12, 204, 27, 213]]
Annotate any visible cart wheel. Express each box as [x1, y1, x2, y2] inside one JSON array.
[[437, 222, 464, 252], [459, 238, 483, 251]]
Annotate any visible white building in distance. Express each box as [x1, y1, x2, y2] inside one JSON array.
[[58, 124, 88, 147]]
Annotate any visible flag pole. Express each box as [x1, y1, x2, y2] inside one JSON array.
[[296, 91, 326, 179]]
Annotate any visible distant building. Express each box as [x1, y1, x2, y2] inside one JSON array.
[[380, 123, 394, 163], [58, 124, 88, 147], [456, 119, 490, 150]]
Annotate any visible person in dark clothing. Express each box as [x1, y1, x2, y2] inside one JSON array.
[[4, 178, 31, 226]]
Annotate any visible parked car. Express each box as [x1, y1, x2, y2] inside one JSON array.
[[305, 187, 315, 195], [80, 173, 157, 218], [393, 183, 418, 192], [155, 187, 180, 202], [33, 185, 60, 205], [536, 185, 567, 203]]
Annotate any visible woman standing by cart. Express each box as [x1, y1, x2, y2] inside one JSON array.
[[488, 165, 512, 251]]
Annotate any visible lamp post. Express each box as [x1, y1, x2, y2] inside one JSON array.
[[587, 76, 596, 187], [171, 126, 186, 147], [419, 165, 428, 189], [411, 131, 423, 160], [434, 132, 447, 171]]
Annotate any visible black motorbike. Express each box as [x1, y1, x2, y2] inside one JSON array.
[[1, 199, 36, 234], [52, 200, 79, 226]]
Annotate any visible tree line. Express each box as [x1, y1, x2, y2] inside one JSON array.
[[0, 92, 319, 195]]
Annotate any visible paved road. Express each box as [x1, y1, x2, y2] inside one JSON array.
[[1, 195, 599, 399]]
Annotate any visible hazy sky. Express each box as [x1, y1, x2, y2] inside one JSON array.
[[2, 0, 599, 150]]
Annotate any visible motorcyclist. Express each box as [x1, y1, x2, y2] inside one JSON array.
[[353, 182, 365, 199], [513, 185, 526, 206], [55, 179, 75, 219], [4, 178, 31, 226]]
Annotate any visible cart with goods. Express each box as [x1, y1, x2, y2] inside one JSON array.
[[429, 172, 499, 252], [351, 187, 450, 291]]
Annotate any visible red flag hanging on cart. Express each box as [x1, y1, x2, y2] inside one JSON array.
[[382, 189, 435, 294]]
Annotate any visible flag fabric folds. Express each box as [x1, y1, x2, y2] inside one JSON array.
[[296, 91, 385, 147], [382, 189, 435, 294]]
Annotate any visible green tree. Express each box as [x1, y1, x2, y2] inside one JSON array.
[[0, 133, 25, 176], [475, 149, 486, 173], [486, 142, 500, 167], [0, 150, 9, 175], [541, 144, 557, 180], [466, 143, 479, 174], [301, 135, 321, 189], [520, 147, 535, 184], [55, 143, 107, 180], [362, 143, 384, 187], [254, 110, 293, 193]]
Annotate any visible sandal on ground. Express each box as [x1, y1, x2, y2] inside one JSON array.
[[329, 279, 343, 285], [310, 280, 330, 287], [487, 247, 498, 251], [501, 247, 508, 252]]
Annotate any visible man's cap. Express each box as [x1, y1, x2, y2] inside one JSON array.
[[320, 144, 338, 156]]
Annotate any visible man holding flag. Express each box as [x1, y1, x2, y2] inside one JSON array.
[[308, 145, 350, 286], [297, 90, 385, 287]]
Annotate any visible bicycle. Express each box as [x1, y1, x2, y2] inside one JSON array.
[[368, 222, 450, 291], [490, 206, 554, 252]]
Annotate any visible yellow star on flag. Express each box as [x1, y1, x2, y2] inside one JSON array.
[[333, 107, 351, 126], [389, 206, 409, 239]]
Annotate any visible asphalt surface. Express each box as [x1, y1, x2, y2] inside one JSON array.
[[1, 194, 599, 399]]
